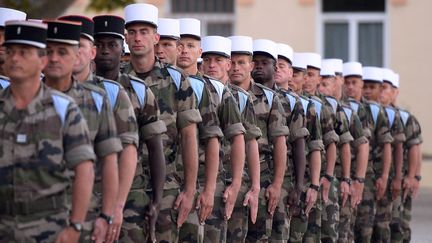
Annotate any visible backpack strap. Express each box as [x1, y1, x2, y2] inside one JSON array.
[[51, 94, 71, 126]]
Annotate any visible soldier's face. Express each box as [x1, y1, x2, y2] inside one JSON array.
[[379, 82, 393, 105], [126, 24, 159, 57], [318, 76, 336, 96], [274, 58, 292, 86], [94, 36, 123, 72], [344, 76, 363, 99], [362, 81, 382, 101], [155, 38, 179, 65], [44, 43, 78, 80], [0, 29, 5, 67], [290, 70, 305, 93], [230, 54, 254, 85], [177, 37, 201, 70], [4, 44, 47, 82], [391, 87, 399, 104], [304, 67, 321, 94], [252, 55, 275, 83], [202, 54, 231, 81], [74, 37, 96, 75]]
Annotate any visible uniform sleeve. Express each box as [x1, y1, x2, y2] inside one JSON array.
[[390, 110, 406, 144], [63, 101, 96, 169], [176, 76, 202, 130], [139, 87, 167, 141], [218, 88, 245, 141], [288, 99, 309, 143], [93, 94, 123, 157], [306, 102, 324, 152], [242, 96, 262, 141], [321, 104, 339, 147], [404, 114, 423, 148], [267, 94, 289, 141], [114, 88, 139, 147], [335, 104, 353, 145], [350, 112, 368, 148], [198, 84, 223, 140], [376, 106, 393, 145]]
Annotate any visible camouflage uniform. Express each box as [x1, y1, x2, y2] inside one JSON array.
[[226, 83, 262, 243], [0, 83, 96, 242], [270, 87, 309, 243], [390, 108, 422, 243], [115, 73, 167, 242], [289, 94, 324, 243], [350, 97, 393, 243], [0, 75, 10, 90], [246, 81, 290, 242], [372, 105, 405, 243], [123, 59, 202, 243], [336, 102, 369, 243], [61, 79, 123, 241], [319, 95, 353, 243]]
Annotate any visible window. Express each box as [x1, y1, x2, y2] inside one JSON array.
[[319, 0, 387, 67], [169, 0, 235, 36]]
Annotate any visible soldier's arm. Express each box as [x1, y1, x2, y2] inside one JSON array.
[[292, 137, 306, 190], [229, 134, 246, 189], [71, 161, 95, 223]]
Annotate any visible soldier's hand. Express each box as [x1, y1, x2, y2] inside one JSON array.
[[174, 190, 195, 228], [287, 186, 302, 207], [411, 178, 420, 199], [320, 177, 331, 203], [340, 181, 350, 207], [145, 201, 159, 243], [265, 183, 282, 215], [56, 227, 80, 243], [106, 206, 123, 242], [350, 181, 364, 208], [223, 184, 240, 220], [305, 187, 317, 215], [402, 177, 412, 201], [391, 177, 402, 201], [375, 176, 388, 200], [91, 217, 109, 243], [196, 188, 215, 223], [243, 186, 260, 224]]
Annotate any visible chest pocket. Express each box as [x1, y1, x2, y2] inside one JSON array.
[[102, 81, 120, 112], [399, 110, 409, 127], [188, 76, 205, 105], [342, 107, 353, 124], [0, 79, 10, 89], [262, 89, 274, 110], [369, 103, 380, 127], [167, 67, 181, 91], [237, 91, 248, 114], [130, 79, 146, 109], [299, 97, 309, 116], [286, 93, 296, 112], [325, 96, 338, 114], [310, 98, 322, 120], [349, 101, 359, 113], [385, 107, 396, 128], [209, 78, 224, 103], [51, 94, 71, 127], [90, 91, 103, 114]]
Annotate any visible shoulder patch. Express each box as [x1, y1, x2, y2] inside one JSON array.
[[285, 93, 296, 112], [130, 78, 146, 108], [349, 101, 359, 113], [399, 109, 410, 127], [385, 107, 396, 128], [51, 93, 71, 126], [0, 78, 10, 89], [167, 66, 181, 90], [299, 96, 309, 116], [262, 88, 274, 110], [209, 78, 224, 103], [90, 91, 103, 114], [369, 103, 380, 126], [325, 96, 338, 114], [188, 76, 205, 105], [310, 97, 322, 120], [342, 107, 353, 124], [102, 80, 120, 111], [237, 90, 248, 113]]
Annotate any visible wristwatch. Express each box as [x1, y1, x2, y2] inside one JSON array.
[[69, 221, 83, 232], [309, 184, 320, 192], [99, 212, 113, 225], [341, 177, 352, 185], [353, 176, 365, 184], [323, 174, 334, 182], [414, 175, 422, 182]]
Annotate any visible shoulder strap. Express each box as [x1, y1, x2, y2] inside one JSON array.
[[299, 96, 309, 116], [51, 94, 71, 126], [369, 103, 380, 126], [325, 96, 338, 114], [262, 88, 274, 110], [209, 78, 224, 103], [399, 110, 410, 127], [90, 91, 103, 114], [342, 107, 353, 124], [167, 66, 181, 90], [385, 107, 396, 128], [0, 78, 10, 89], [102, 81, 120, 111], [188, 76, 205, 105], [310, 98, 322, 120], [130, 79, 146, 108], [285, 93, 296, 112], [349, 101, 359, 113], [237, 90, 248, 114]]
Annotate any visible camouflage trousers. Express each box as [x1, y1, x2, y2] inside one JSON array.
[[337, 194, 353, 243], [354, 173, 376, 243], [321, 179, 340, 243], [156, 188, 180, 243], [119, 188, 151, 242], [303, 187, 322, 243], [178, 190, 202, 243], [269, 181, 292, 243], [372, 182, 393, 243], [390, 190, 403, 243], [0, 211, 68, 243], [400, 194, 413, 243], [246, 187, 273, 242], [226, 181, 249, 243], [203, 181, 227, 243], [288, 189, 309, 243]]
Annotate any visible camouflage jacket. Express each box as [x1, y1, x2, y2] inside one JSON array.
[[0, 83, 95, 220], [123, 59, 202, 190]]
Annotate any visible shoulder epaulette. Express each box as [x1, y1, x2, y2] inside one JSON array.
[[342, 106, 353, 124], [166, 66, 181, 90], [0, 78, 10, 89], [349, 100, 360, 113], [129, 77, 147, 108], [237, 89, 248, 114], [325, 96, 338, 114], [398, 109, 410, 127], [188, 75, 206, 105], [285, 92, 296, 112], [368, 102, 380, 126], [310, 96, 322, 120], [208, 77, 224, 103], [102, 80, 121, 111], [299, 96, 309, 116], [80, 82, 105, 114], [256, 83, 274, 110], [51, 92, 71, 126], [385, 106, 396, 128]]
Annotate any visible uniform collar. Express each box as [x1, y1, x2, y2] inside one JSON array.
[[124, 57, 165, 80], [249, 79, 264, 96]]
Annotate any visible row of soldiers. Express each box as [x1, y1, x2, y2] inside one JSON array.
[[0, 3, 423, 243]]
